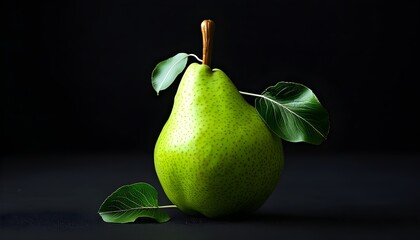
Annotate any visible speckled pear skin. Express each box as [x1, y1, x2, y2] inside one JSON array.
[[154, 63, 284, 218]]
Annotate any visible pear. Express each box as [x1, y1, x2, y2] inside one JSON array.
[[154, 62, 284, 218], [154, 20, 284, 218]]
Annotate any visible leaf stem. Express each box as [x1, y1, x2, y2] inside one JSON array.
[[201, 19, 215, 67], [188, 54, 202, 63], [239, 91, 263, 98], [158, 205, 178, 209]]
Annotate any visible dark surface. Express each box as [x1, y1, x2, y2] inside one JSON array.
[[1, 153, 419, 239]]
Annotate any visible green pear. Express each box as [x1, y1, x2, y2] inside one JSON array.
[[154, 62, 284, 218]]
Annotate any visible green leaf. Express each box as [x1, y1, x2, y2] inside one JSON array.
[[98, 182, 171, 223], [254, 82, 329, 145], [151, 53, 189, 95]]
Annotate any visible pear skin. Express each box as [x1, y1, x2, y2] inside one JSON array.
[[154, 63, 284, 218]]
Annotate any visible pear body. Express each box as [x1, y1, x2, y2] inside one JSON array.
[[154, 63, 284, 218]]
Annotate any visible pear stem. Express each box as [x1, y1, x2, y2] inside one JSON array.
[[201, 19, 215, 67]]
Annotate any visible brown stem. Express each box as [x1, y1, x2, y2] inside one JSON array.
[[201, 19, 215, 67]]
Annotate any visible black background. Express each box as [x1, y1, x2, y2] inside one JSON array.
[[2, 0, 419, 157], [2, 0, 420, 239]]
